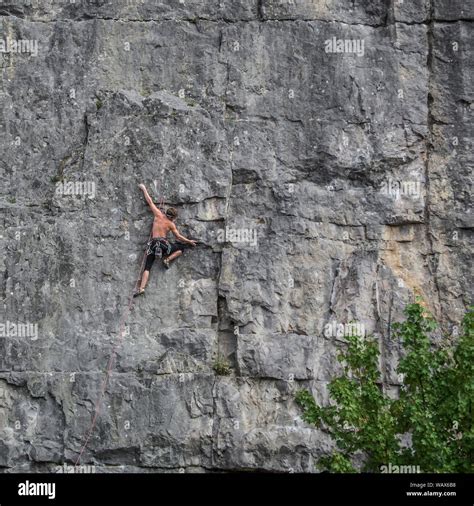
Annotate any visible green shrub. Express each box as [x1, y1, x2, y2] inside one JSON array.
[[213, 358, 231, 376]]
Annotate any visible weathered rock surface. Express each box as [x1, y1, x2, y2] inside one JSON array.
[[0, 0, 472, 472]]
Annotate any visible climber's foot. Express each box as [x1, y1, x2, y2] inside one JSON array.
[[133, 288, 145, 298]]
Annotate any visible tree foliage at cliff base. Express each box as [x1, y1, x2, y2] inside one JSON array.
[[296, 301, 474, 472]]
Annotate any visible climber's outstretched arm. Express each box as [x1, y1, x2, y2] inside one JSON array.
[[170, 223, 197, 246], [139, 184, 163, 217]]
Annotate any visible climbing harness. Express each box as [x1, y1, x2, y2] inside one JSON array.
[[146, 237, 171, 258]]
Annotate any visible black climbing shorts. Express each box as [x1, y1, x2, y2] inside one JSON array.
[[144, 238, 186, 271]]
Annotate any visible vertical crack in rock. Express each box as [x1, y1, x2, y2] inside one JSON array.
[[257, 0, 264, 21], [81, 112, 91, 173], [209, 376, 218, 468], [424, 0, 442, 316]]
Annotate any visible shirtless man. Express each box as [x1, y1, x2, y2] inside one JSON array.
[[134, 184, 196, 297]]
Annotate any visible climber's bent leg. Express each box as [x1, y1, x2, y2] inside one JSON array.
[[167, 250, 182, 263], [163, 243, 185, 269]]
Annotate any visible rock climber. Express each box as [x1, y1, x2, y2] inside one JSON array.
[[134, 183, 197, 297]]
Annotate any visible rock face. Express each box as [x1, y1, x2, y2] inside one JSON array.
[[0, 0, 472, 472]]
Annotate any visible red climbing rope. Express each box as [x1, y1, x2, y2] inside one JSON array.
[[74, 228, 152, 468]]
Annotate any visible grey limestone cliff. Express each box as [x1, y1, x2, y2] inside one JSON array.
[[0, 0, 472, 472]]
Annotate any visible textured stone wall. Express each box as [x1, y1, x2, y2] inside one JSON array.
[[0, 0, 472, 472]]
